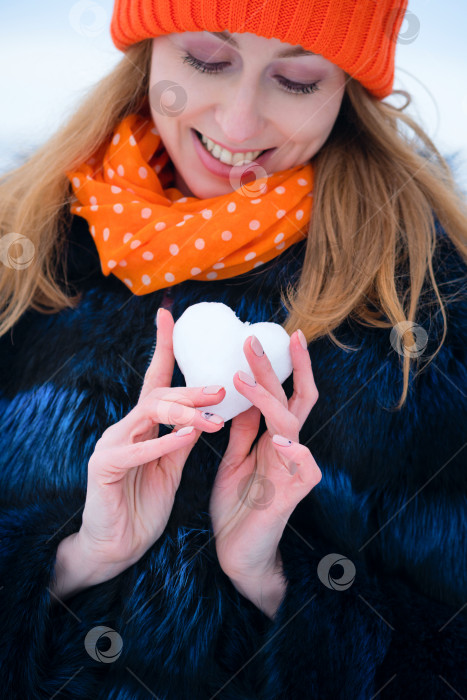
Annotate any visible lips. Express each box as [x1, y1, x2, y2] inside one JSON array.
[[194, 129, 271, 158], [190, 128, 276, 180]]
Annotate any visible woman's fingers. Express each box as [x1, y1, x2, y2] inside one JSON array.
[[99, 386, 226, 448], [89, 426, 198, 484], [271, 434, 322, 486], [138, 307, 175, 405]]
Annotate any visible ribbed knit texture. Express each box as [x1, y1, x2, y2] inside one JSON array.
[[110, 0, 408, 99]]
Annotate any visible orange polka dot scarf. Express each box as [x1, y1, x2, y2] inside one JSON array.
[[66, 113, 313, 295]]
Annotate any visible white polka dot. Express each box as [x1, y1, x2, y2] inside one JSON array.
[[276, 210, 286, 218], [90, 225, 95, 237], [275, 186, 285, 194], [76, 206, 82, 213], [138, 167, 148, 179], [297, 178, 308, 186], [124, 278, 133, 287], [123, 232, 133, 244], [117, 165, 125, 176], [165, 273, 175, 283], [249, 220, 260, 230], [86, 175, 92, 181], [141, 208, 152, 218], [142, 251, 154, 260], [155, 222, 166, 231], [129, 135, 137, 147], [90, 196, 97, 205], [201, 209, 212, 219], [72, 177, 80, 188], [90, 205, 98, 212], [176, 220, 186, 227], [206, 272, 218, 280], [142, 274, 151, 285], [103, 228, 110, 241], [107, 168, 115, 179], [253, 261, 264, 268], [245, 252, 256, 261], [113, 203, 124, 214], [221, 230, 232, 241], [212, 262, 225, 269], [227, 202, 236, 213], [191, 267, 201, 275], [130, 239, 141, 249], [111, 185, 122, 194], [195, 239, 205, 250], [118, 260, 127, 266], [112, 134, 120, 145], [128, 188, 135, 194], [108, 260, 117, 269], [250, 198, 262, 204], [183, 214, 194, 220], [177, 197, 188, 203], [296, 209, 304, 220], [169, 244, 179, 255], [276, 242, 285, 250], [274, 232, 284, 243]]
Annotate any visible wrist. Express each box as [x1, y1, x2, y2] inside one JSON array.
[[231, 559, 287, 620], [51, 531, 112, 602]]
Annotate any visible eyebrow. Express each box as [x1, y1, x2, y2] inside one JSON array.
[[207, 31, 318, 58]]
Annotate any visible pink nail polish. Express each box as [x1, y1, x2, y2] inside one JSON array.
[[250, 335, 264, 357], [297, 329, 307, 351], [237, 370, 256, 386], [272, 434, 293, 446]]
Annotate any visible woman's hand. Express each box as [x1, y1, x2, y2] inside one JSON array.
[[209, 330, 322, 615], [53, 308, 226, 598]]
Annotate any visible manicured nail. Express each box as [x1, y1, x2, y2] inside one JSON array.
[[250, 335, 264, 357], [237, 370, 257, 386], [297, 329, 307, 351], [272, 434, 293, 446], [201, 412, 224, 424], [203, 385, 224, 394], [156, 308, 162, 328], [176, 426, 194, 436]]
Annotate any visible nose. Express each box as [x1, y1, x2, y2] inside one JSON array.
[[214, 76, 266, 147]]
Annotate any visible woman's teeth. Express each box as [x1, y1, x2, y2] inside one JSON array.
[[197, 131, 265, 166]]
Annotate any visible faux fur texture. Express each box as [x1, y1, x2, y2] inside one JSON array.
[[0, 209, 466, 699]]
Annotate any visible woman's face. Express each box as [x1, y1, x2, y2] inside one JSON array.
[[149, 31, 346, 198]]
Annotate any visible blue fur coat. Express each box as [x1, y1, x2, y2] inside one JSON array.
[[0, 211, 466, 699]]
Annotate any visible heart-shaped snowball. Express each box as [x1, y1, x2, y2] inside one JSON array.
[[172, 302, 293, 422]]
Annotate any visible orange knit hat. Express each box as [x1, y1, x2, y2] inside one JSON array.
[[110, 0, 408, 100]]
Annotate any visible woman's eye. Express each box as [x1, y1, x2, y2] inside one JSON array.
[[181, 53, 320, 96]]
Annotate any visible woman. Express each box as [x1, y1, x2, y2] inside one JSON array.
[[0, 0, 466, 697]]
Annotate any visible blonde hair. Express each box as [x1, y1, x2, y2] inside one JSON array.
[[1, 39, 466, 414]]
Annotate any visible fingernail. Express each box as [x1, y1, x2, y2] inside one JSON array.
[[272, 434, 293, 446], [156, 308, 162, 328], [238, 371, 257, 387], [201, 412, 224, 424], [297, 329, 307, 351], [250, 335, 264, 357], [176, 426, 194, 436], [203, 385, 224, 394]]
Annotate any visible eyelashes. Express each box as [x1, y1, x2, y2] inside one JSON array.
[[181, 53, 321, 96]]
